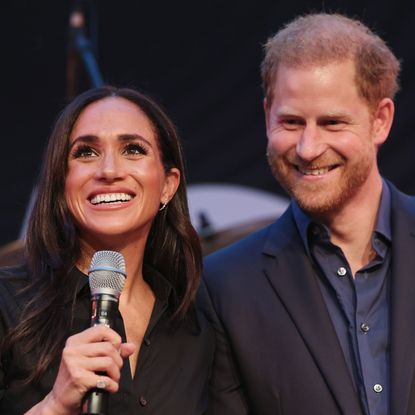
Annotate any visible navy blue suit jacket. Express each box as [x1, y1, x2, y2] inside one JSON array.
[[199, 183, 415, 415]]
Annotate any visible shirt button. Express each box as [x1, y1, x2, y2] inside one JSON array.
[[144, 337, 151, 346], [373, 384, 383, 393], [337, 267, 347, 276], [139, 396, 148, 406], [360, 323, 370, 333], [311, 225, 320, 235]]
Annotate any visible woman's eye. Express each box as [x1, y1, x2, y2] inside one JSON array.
[[124, 143, 147, 156], [72, 145, 97, 159]]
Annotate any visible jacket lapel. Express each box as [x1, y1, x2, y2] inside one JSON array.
[[388, 184, 415, 415], [261, 207, 361, 414]]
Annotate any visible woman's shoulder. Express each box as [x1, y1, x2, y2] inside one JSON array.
[[0, 264, 30, 288], [0, 264, 30, 311]]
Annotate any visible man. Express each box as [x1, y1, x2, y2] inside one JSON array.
[[199, 13, 413, 415]]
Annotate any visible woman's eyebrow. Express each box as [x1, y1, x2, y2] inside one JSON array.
[[68, 134, 98, 150], [118, 133, 153, 147], [69, 133, 154, 150]]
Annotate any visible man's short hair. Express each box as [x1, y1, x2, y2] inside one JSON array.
[[261, 13, 400, 110]]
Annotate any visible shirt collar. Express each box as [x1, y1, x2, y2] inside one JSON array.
[[292, 179, 392, 254]]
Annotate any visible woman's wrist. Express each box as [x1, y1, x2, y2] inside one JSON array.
[[24, 391, 71, 415]]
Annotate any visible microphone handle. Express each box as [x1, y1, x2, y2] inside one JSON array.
[[81, 294, 119, 415], [81, 387, 109, 415]]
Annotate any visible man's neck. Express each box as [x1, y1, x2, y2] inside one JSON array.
[[311, 177, 383, 277]]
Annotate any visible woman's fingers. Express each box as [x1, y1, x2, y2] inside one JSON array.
[[81, 341, 124, 365], [61, 334, 128, 381], [90, 374, 119, 394], [120, 342, 136, 358], [66, 324, 122, 348], [82, 356, 122, 381], [43, 325, 134, 412]]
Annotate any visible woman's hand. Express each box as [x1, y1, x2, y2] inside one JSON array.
[[26, 325, 135, 415]]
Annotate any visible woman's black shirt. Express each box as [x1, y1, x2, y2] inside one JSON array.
[[0, 265, 214, 414]]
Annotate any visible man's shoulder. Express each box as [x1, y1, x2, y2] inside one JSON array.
[[203, 206, 296, 287], [389, 182, 415, 207], [205, 223, 271, 267], [201, 224, 272, 301], [205, 205, 294, 261], [385, 181, 415, 223]]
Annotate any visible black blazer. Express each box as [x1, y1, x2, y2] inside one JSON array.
[[199, 182, 415, 415]]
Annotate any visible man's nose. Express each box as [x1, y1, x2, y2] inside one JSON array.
[[295, 124, 326, 161]]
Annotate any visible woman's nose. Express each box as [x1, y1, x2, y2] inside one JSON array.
[[96, 152, 124, 181]]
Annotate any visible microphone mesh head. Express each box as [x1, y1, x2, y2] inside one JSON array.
[[88, 250, 126, 296]]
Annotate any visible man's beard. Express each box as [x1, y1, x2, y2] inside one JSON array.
[[267, 146, 374, 216]]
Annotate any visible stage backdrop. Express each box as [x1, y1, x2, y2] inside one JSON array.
[[1, 0, 415, 247]]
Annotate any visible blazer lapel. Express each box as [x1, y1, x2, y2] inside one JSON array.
[[261, 207, 361, 414], [389, 185, 415, 415]]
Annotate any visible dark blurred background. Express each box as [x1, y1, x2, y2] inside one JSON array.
[[1, 1, 414, 249]]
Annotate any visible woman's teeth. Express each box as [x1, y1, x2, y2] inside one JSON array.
[[90, 193, 132, 205]]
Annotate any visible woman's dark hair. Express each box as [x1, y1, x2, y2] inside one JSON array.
[[4, 86, 202, 383]]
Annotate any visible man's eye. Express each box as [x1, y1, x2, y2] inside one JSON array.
[[124, 143, 148, 155], [71, 145, 97, 158], [281, 119, 302, 129], [323, 119, 346, 130]]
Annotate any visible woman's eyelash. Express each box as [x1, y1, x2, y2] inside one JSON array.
[[124, 143, 148, 155], [71, 145, 96, 158], [70, 142, 149, 158]]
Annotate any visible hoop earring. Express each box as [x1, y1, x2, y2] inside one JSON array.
[[159, 202, 167, 211]]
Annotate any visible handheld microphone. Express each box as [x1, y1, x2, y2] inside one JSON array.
[[81, 250, 126, 415]]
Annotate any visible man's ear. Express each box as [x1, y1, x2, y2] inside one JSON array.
[[264, 97, 271, 136], [372, 98, 395, 147]]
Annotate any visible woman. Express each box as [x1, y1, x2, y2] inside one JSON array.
[[0, 86, 214, 414]]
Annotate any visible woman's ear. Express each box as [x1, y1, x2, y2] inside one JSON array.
[[161, 167, 180, 204]]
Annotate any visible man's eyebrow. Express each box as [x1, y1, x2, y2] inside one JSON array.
[[275, 108, 302, 117], [317, 113, 352, 121]]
